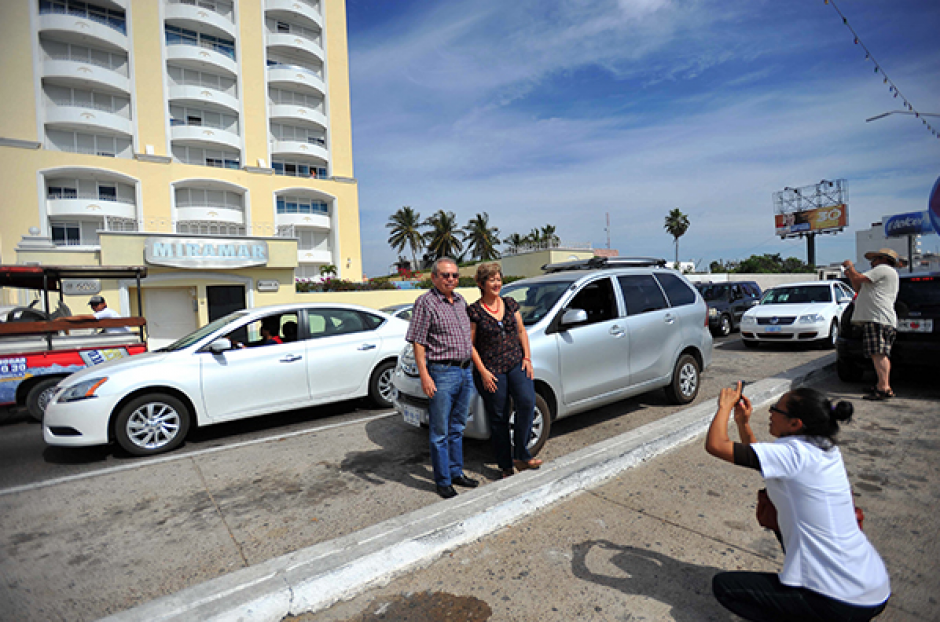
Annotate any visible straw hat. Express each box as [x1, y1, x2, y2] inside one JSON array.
[[863, 248, 907, 267]]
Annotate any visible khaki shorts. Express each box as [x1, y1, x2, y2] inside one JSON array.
[[861, 322, 896, 357]]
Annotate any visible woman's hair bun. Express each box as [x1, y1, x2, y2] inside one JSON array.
[[831, 400, 854, 423]]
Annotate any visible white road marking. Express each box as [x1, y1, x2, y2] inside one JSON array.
[[0, 410, 399, 498]]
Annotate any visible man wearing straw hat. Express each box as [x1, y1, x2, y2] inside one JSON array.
[[842, 248, 906, 400]]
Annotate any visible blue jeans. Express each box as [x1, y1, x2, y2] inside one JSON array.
[[427, 364, 473, 487], [713, 572, 888, 622], [474, 362, 535, 471]]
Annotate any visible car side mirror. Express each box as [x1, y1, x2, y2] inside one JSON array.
[[560, 308, 588, 327], [208, 338, 234, 354]]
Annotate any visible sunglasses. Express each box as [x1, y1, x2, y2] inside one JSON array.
[[436, 272, 460, 279], [769, 405, 791, 417]]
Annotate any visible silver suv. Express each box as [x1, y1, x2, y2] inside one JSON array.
[[391, 257, 713, 456]]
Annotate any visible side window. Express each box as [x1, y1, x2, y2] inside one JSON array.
[[360, 311, 384, 330], [307, 309, 367, 338], [567, 278, 617, 325], [226, 313, 297, 346], [655, 273, 696, 307], [618, 275, 668, 316]]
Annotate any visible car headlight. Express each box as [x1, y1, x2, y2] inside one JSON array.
[[708, 308, 718, 317], [741, 315, 757, 325], [398, 345, 419, 377], [798, 314, 825, 324], [58, 377, 108, 403]]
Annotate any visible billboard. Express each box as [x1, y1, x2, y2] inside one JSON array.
[[775, 204, 848, 237], [883, 211, 933, 237]]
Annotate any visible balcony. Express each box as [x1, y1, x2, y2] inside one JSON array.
[[168, 83, 239, 114], [46, 194, 137, 220], [297, 248, 332, 264], [268, 103, 327, 130], [38, 9, 128, 53], [175, 204, 245, 224], [170, 120, 241, 151], [43, 56, 130, 95], [267, 63, 326, 97], [270, 138, 327, 161], [165, 0, 237, 39], [275, 211, 330, 230], [266, 0, 322, 30], [166, 41, 237, 77], [44, 101, 132, 136], [266, 32, 324, 63]]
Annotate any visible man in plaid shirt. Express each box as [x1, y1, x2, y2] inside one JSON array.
[[407, 257, 480, 498]]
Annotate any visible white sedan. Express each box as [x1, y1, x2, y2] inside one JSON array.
[[740, 280, 856, 349], [44, 303, 408, 456]]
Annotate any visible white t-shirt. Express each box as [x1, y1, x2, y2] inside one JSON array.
[[851, 264, 899, 328], [94, 307, 130, 333], [752, 437, 890, 606]]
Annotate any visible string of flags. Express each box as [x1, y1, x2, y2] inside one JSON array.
[[824, 0, 938, 139]]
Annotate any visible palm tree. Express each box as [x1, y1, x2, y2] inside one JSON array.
[[464, 212, 501, 261], [386, 206, 424, 271], [423, 210, 463, 260], [540, 224, 559, 248], [526, 228, 543, 248], [663, 208, 691, 267], [504, 233, 526, 255]]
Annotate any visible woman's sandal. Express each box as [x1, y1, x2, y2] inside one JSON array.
[[864, 388, 895, 401], [514, 458, 543, 471]]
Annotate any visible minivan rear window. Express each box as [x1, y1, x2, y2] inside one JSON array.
[[900, 276, 940, 313], [655, 272, 697, 307]]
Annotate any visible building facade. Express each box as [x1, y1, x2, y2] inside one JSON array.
[[0, 0, 361, 346]]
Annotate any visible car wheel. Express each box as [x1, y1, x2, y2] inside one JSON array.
[[509, 392, 552, 458], [821, 321, 838, 350], [369, 360, 396, 409], [26, 377, 61, 422], [665, 354, 700, 405], [114, 393, 190, 456], [718, 314, 732, 337], [837, 357, 864, 382], [743, 339, 759, 349]]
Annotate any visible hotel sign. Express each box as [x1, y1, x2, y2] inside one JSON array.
[[145, 237, 269, 269]]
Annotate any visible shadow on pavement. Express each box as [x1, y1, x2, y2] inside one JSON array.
[[571, 540, 733, 622]]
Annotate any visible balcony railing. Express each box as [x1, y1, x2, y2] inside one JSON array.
[[169, 78, 237, 97], [48, 144, 128, 158], [170, 117, 239, 134], [266, 26, 321, 47], [267, 61, 322, 79], [176, 200, 244, 211], [49, 99, 131, 119], [39, 5, 126, 34], [45, 52, 129, 76], [167, 0, 234, 22], [166, 38, 235, 61], [48, 191, 135, 204]]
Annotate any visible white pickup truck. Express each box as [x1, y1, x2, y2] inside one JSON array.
[[0, 265, 148, 421]]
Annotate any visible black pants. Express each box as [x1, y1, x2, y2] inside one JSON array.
[[713, 572, 888, 622]]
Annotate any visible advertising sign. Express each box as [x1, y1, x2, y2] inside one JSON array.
[[145, 237, 268, 269], [775, 204, 848, 237], [930, 175, 940, 236], [883, 211, 933, 237]]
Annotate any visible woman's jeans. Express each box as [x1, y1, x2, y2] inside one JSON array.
[[427, 363, 473, 487], [713, 572, 888, 622], [474, 362, 536, 470]]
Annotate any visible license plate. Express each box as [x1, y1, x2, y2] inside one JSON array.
[[898, 318, 933, 333], [764, 326, 783, 333], [402, 404, 425, 428]]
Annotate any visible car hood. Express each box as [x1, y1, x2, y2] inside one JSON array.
[[746, 303, 835, 317], [59, 350, 173, 386]]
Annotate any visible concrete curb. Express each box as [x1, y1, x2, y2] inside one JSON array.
[[99, 354, 836, 622]]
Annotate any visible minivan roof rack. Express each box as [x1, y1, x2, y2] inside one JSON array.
[[541, 256, 667, 273]]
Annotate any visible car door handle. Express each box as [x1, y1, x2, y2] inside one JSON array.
[[664, 313, 676, 324], [358, 343, 377, 351], [280, 354, 303, 363], [609, 325, 625, 337]]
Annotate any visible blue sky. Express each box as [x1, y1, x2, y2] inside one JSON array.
[[345, 0, 940, 276]]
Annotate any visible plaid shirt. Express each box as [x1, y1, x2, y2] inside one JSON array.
[[406, 287, 473, 361]]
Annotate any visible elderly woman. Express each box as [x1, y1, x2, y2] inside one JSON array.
[[705, 383, 890, 621], [468, 263, 542, 478]]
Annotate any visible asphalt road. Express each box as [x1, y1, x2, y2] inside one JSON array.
[[0, 335, 838, 621]]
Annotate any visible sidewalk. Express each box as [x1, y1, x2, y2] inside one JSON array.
[[298, 370, 937, 622]]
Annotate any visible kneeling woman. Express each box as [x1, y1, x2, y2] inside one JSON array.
[[468, 263, 542, 478], [705, 383, 890, 622]]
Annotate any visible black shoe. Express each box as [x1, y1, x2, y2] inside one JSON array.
[[436, 485, 458, 499], [452, 474, 479, 488]]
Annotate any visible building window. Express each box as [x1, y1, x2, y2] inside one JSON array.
[[39, 0, 127, 34], [272, 160, 327, 179], [51, 221, 81, 245], [276, 196, 328, 215], [165, 25, 235, 60]]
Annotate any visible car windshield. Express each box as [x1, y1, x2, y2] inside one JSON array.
[[700, 286, 731, 302], [156, 311, 249, 352], [760, 285, 832, 305], [900, 276, 940, 312], [502, 280, 570, 325]]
